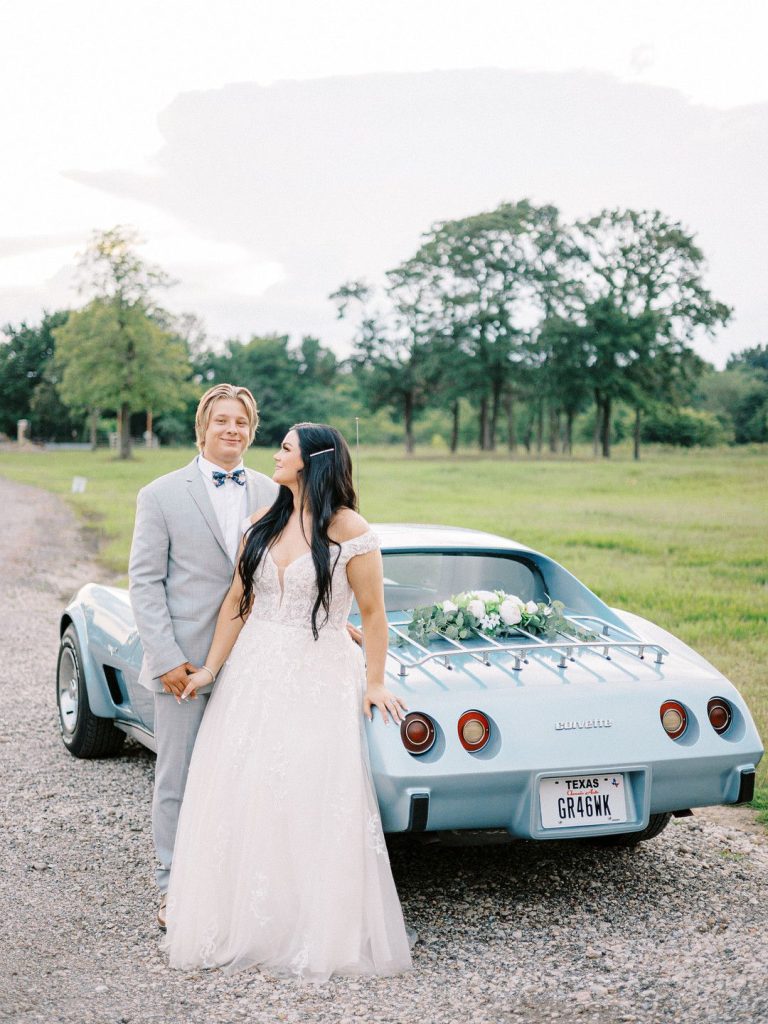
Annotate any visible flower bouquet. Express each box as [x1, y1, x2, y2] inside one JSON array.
[[406, 590, 571, 646]]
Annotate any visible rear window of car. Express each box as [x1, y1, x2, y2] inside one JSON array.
[[379, 551, 543, 613]]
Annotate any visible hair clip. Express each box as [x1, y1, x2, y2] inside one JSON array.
[[309, 447, 335, 458]]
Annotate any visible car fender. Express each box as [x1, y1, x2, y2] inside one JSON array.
[[59, 596, 115, 719], [614, 607, 764, 739]]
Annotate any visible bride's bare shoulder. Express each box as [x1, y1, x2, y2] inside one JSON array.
[[329, 508, 369, 543], [249, 505, 272, 525]]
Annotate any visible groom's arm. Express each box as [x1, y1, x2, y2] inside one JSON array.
[[128, 486, 186, 680]]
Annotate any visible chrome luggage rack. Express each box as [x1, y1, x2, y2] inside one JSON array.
[[386, 614, 668, 677]]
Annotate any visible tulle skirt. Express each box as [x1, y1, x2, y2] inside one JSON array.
[[161, 617, 412, 982]]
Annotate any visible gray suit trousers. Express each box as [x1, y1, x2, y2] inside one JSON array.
[[152, 691, 210, 893]]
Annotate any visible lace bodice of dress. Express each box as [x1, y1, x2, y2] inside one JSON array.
[[243, 527, 380, 632]]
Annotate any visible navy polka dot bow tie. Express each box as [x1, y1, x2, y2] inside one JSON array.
[[212, 469, 246, 487]]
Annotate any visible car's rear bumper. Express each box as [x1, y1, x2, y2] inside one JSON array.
[[375, 756, 761, 839]]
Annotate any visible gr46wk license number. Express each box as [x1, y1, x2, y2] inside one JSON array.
[[539, 773, 628, 829]]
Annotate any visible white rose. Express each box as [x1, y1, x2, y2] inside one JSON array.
[[525, 600, 539, 614], [442, 600, 458, 613], [500, 599, 522, 625], [467, 599, 486, 619], [473, 590, 497, 602], [505, 594, 525, 608]]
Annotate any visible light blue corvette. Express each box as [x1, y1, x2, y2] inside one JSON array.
[[57, 524, 763, 846]]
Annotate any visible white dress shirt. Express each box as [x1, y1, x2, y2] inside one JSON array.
[[197, 454, 248, 563]]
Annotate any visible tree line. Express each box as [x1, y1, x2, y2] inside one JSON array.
[[1, 209, 766, 458]]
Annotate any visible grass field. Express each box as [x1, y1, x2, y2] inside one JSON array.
[[1, 442, 766, 809]]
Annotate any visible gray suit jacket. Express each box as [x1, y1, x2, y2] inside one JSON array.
[[128, 458, 278, 693]]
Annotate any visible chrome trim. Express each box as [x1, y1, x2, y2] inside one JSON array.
[[555, 719, 613, 731], [114, 721, 157, 753], [386, 613, 668, 677], [57, 647, 79, 735]]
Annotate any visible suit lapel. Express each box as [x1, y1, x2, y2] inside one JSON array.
[[185, 460, 230, 563]]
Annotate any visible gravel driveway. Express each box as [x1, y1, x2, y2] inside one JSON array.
[[1, 474, 767, 1024]]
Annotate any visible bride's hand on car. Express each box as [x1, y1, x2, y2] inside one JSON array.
[[363, 684, 408, 724]]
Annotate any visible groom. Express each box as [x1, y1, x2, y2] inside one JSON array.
[[128, 383, 278, 930]]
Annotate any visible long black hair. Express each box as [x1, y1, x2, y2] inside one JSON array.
[[237, 422, 358, 639]]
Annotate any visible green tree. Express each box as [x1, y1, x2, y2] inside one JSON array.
[[55, 300, 194, 456], [0, 311, 80, 440], [295, 335, 342, 426], [195, 333, 343, 445], [53, 227, 194, 458], [432, 333, 476, 453], [535, 315, 593, 454], [627, 345, 709, 457], [641, 404, 726, 447], [698, 348, 768, 444], [29, 361, 86, 443], [723, 344, 768, 442], [398, 200, 566, 450], [726, 343, 768, 375], [569, 209, 730, 458], [331, 279, 441, 455]]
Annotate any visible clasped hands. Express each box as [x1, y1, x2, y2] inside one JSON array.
[[159, 662, 197, 702], [159, 662, 214, 702]]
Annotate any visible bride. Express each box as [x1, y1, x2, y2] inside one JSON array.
[[161, 422, 413, 981]]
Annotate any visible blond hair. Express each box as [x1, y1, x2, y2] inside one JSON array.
[[194, 384, 259, 452]]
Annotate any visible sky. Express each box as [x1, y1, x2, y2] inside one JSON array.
[[1, 0, 766, 367]]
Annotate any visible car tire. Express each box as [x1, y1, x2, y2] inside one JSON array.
[[56, 625, 125, 758], [590, 812, 672, 848]]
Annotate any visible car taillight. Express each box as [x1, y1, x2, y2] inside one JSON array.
[[707, 697, 732, 735], [660, 700, 687, 740], [400, 713, 436, 755], [458, 710, 490, 752]]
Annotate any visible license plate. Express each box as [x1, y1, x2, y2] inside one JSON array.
[[539, 773, 628, 829]]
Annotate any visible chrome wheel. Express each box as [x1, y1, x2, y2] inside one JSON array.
[[56, 625, 124, 758], [57, 644, 80, 736]]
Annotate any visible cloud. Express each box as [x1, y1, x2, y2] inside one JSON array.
[[0, 234, 85, 260], [64, 68, 768, 363], [629, 43, 655, 76]]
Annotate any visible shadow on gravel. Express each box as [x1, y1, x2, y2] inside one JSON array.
[[117, 738, 156, 762], [387, 830, 686, 939]]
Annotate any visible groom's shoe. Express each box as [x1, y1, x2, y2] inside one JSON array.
[[157, 893, 168, 931]]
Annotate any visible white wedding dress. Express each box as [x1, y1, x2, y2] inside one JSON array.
[[161, 529, 412, 982]]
